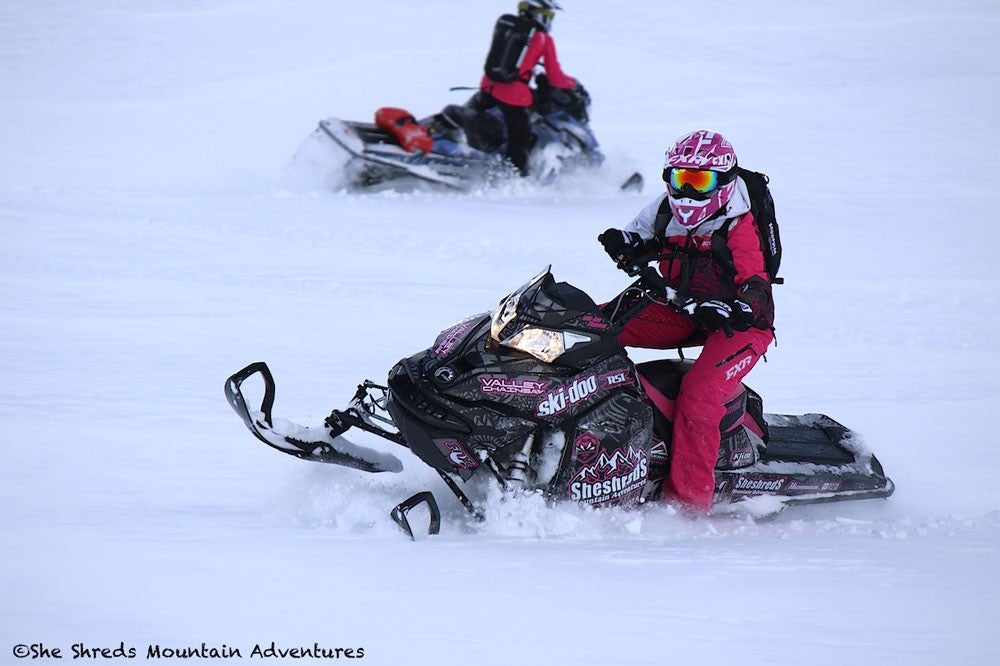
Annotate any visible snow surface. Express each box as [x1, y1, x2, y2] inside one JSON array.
[[2, 0, 999, 664]]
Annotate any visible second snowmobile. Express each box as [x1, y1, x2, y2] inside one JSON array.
[[224, 263, 894, 537], [289, 76, 639, 192]]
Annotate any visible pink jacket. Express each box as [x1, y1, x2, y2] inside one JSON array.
[[624, 181, 774, 329], [480, 30, 576, 107]]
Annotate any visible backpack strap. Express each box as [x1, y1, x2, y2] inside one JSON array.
[[710, 219, 738, 280], [484, 14, 537, 83], [736, 167, 784, 284], [653, 196, 672, 236]]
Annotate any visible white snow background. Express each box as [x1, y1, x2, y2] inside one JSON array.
[[2, 0, 999, 664]]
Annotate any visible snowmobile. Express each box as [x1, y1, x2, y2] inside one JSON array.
[[224, 263, 894, 537], [291, 75, 641, 192]]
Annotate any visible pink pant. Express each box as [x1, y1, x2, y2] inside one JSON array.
[[619, 302, 773, 511]]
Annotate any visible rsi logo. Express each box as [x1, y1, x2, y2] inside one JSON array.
[[536, 375, 599, 417], [601, 369, 633, 388]]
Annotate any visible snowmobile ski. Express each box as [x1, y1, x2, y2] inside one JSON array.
[[224, 362, 403, 473], [390, 492, 442, 539]]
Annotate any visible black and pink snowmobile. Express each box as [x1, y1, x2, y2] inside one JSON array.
[[224, 265, 893, 537]]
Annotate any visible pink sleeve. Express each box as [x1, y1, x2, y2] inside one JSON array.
[[534, 33, 576, 89], [728, 213, 774, 328], [728, 213, 770, 285]]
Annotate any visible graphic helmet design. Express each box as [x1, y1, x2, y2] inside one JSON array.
[[662, 130, 739, 228], [518, 0, 562, 30]]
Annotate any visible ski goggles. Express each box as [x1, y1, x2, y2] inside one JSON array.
[[663, 167, 735, 198], [519, 2, 556, 24]]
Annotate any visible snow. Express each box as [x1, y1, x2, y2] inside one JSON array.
[[2, 0, 999, 663]]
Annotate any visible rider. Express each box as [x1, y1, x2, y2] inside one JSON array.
[[480, 0, 579, 176], [598, 130, 775, 514]]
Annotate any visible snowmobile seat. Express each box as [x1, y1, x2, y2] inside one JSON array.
[[440, 103, 505, 154], [762, 417, 856, 465]]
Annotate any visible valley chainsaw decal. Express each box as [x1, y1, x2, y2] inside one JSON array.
[[569, 435, 649, 506], [478, 376, 549, 396]]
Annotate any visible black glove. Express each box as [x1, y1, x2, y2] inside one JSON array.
[[599, 228, 647, 271], [692, 299, 754, 334]]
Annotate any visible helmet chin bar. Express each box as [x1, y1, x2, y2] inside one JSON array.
[[671, 196, 712, 209], [668, 180, 736, 228]]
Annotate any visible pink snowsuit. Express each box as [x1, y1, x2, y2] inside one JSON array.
[[618, 180, 775, 512], [479, 29, 577, 107]]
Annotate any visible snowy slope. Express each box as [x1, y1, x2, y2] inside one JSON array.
[[2, 1, 999, 664]]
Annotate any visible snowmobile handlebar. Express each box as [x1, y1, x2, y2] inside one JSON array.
[[620, 254, 685, 304], [610, 255, 735, 338]]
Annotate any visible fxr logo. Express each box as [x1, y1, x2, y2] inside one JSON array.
[[725, 355, 754, 381], [440, 439, 478, 471]]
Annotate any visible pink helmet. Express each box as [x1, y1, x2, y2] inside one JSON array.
[[663, 130, 739, 228]]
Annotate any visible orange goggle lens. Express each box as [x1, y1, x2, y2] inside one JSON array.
[[668, 168, 719, 194]]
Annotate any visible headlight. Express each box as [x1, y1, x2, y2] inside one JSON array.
[[505, 327, 566, 363], [502, 327, 593, 364]]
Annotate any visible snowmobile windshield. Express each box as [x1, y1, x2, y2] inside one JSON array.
[[489, 267, 592, 363], [489, 267, 550, 342]]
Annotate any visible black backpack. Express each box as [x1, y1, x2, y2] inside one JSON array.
[[732, 167, 783, 284], [483, 14, 537, 83]]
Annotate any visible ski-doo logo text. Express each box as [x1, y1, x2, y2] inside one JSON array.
[[725, 355, 754, 381], [536, 375, 599, 417], [479, 376, 548, 396]]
